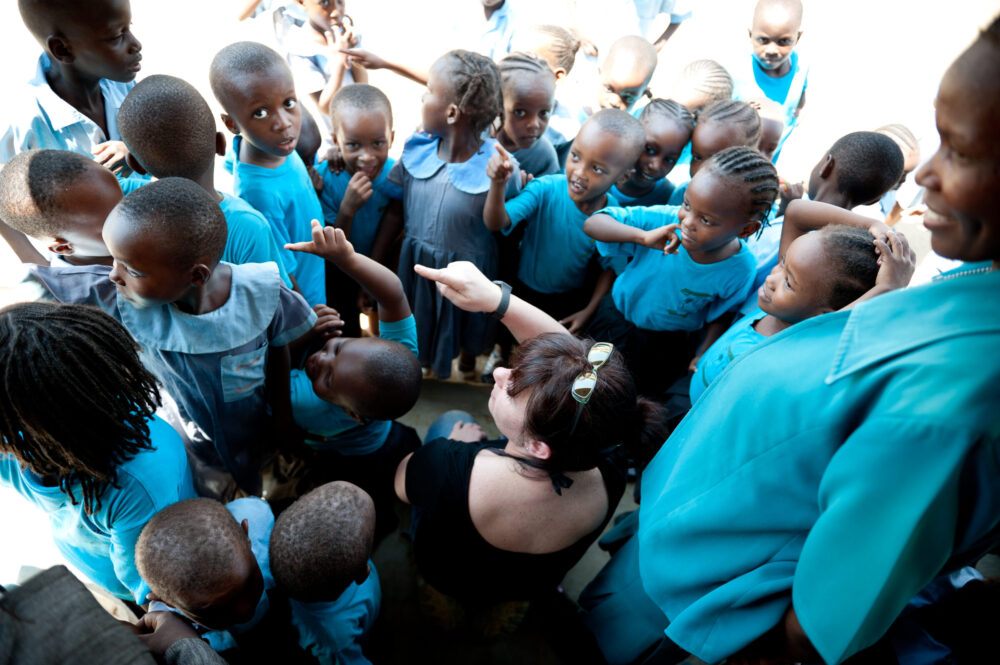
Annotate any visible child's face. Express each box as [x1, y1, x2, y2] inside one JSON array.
[[502, 76, 555, 151], [758, 233, 834, 322], [915, 39, 1000, 264], [689, 120, 747, 178], [103, 210, 198, 308], [297, 0, 346, 33], [48, 168, 122, 259], [221, 66, 302, 159], [421, 61, 456, 137], [758, 117, 784, 161], [748, 7, 801, 73], [678, 169, 757, 254], [306, 337, 372, 416], [55, 0, 142, 83], [598, 58, 651, 111], [333, 108, 393, 180], [623, 116, 689, 188], [565, 122, 637, 206], [176, 540, 264, 630]]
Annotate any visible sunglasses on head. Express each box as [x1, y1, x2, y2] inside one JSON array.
[[570, 342, 614, 435]]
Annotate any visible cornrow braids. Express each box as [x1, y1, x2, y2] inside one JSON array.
[[817, 225, 879, 310], [703, 146, 779, 224], [674, 59, 733, 107], [518, 24, 580, 73], [697, 99, 762, 149], [442, 50, 503, 136], [0, 303, 160, 515], [640, 98, 695, 132], [498, 51, 554, 96]]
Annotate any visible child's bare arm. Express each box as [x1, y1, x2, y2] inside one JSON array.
[[484, 144, 515, 231], [584, 213, 682, 253], [782, 199, 890, 260], [339, 48, 428, 85], [844, 230, 916, 309], [0, 219, 48, 265], [559, 268, 614, 334], [370, 199, 403, 268], [287, 220, 411, 322], [316, 26, 361, 115]]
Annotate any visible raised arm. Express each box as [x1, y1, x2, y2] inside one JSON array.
[[484, 144, 514, 231], [339, 48, 428, 86], [287, 220, 410, 322], [584, 213, 681, 253], [781, 199, 888, 260], [414, 261, 569, 343]]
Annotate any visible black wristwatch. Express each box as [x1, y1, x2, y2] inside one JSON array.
[[490, 280, 512, 320]]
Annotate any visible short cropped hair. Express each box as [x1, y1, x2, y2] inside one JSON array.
[[330, 83, 394, 130], [270, 482, 375, 602], [118, 75, 217, 181], [115, 178, 227, 266], [586, 108, 646, 156], [17, 0, 99, 42], [0, 149, 117, 237], [829, 132, 904, 206], [605, 35, 658, 79], [352, 339, 422, 420], [136, 498, 250, 606], [210, 41, 289, 106]]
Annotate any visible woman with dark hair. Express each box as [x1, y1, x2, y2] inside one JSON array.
[[394, 261, 666, 607], [0, 302, 196, 603]]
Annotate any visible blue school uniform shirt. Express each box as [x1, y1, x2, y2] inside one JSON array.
[[733, 51, 808, 160], [316, 159, 403, 258], [290, 315, 418, 455], [231, 135, 327, 307], [610, 179, 676, 207], [637, 265, 1000, 665], [24, 262, 317, 494], [503, 174, 618, 294], [289, 564, 381, 665], [0, 415, 195, 603], [513, 137, 560, 178], [595, 205, 756, 331], [478, 0, 517, 60], [689, 309, 767, 403], [219, 192, 293, 288]]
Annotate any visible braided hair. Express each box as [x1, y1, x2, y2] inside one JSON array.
[[640, 98, 696, 133], [817, 225, 880, 310], [514, 24, 581, 74], [702, 146, 779, 224], [497, 51, 555, 97], [697, 99, 762, 149], [439, 50, 503, 136], [0, 302, 160, 514], [672, 60, 733, 110]]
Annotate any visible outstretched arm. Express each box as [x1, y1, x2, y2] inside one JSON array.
[[339, 48, 428, 85], [584, 213, 681, 253], [414, 261, 569, 343], [781, 199, 889, 260], [287, 220, 410, 322]]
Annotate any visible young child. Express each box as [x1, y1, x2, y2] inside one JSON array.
[[610, 99, 694, 207], [478, 0, 518, 60], [733, 0, 807, 160], [592, 35, 658, 114], [496, 52, 560, 177], [583, 146, 778, 395], [667, 99, 761, 201], [286, 222, 422, 543], [691, 200, 915, 402], [116, 74, 293, 289], [386, 49, 521, 380], [270, 482, 380, 664], [670, 59, 734, 114], [749, 97, 785, 161], [4, 0, 147, 189], [210, 41, 327, 307], [0, 302, 195, 604], [24, 178, 317, 499], [874, 123, 922, 221], [485, 109, 644, 330], [0, 149, 120, 267]]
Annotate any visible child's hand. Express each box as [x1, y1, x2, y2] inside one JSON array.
[[778, 179, 804, 201], [342, 172, 374, 215], [559, 307, 595, 334], [135, 612, 199, 658], [338, 48, 386, 70], [312, 303, 345, 339], [641, 223, 682, 254], [449, 421, 488, 442], [873, 229, 916, 292], [92, 140, 129, 174], [285, 220, 356, 264], [867, 220, 893, 244], [327, 26, 360, 67], [414, 261, 500, 313], [487, 144, 516, 184], [323, 145, 346, 174], [521, 170, 534, 188], [688, 353, 702, 374], [307, 164, 324, 193]]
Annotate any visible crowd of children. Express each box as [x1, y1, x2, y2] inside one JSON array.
[[1, 0, 997, 663]]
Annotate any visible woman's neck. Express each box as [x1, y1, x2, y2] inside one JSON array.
[[436, 128, 482, 164]]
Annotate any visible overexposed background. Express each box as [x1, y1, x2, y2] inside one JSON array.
[[1, 0, 997, 587]]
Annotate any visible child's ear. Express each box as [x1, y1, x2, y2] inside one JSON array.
[[46, 35, 74, 64], [125, 153, 148, 176], [524, 439, 552, 460], [215, 131, 227, 157], [344, 407, 365, 424], [818, 153, 835, 179], [47, 237, 73, 256], [190, 263, 212, 286], [552, 67, 568, 82], [446, 103, 460, 126], [220, 113, 239, 135], [389, 128, 395, 147], [241, 518, 250, 537], [739, 220, 762, 239]]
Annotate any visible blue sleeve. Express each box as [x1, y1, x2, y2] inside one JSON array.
[[239, 187, 299, 277], [594, 205, 680, 258], [378, 315, 418, 357], [502, 177, 547, 233], [270, 285, 318, 347]]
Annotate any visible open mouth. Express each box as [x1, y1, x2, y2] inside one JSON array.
[[569, 180, 587, 195]]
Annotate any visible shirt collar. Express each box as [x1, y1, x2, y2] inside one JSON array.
[[400, 131, 504, 194]]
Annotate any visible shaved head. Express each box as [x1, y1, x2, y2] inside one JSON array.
[[753, 0, 803, 28]]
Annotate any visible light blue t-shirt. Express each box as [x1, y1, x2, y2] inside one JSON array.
[[0, 415, 195, 602], [610, 179, 676, 207], [290, 562, 381, 665], [316, 158, 403, 258], [504, 174, 619, 294], [478, 0, 517, 60], [231, 135, 327, 307], [689, 309, 767, 403], [291, 315, 418, 455], [219, 192, 293, 288], [733, 51, 808, 160], [596, 204, 756, 331]]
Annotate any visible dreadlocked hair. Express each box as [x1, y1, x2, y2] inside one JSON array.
[[640, 98, 695, 132], [702, 146, 779, 224], [697, 99, 762, 149], [498, 51, 555, 96], [0, 302, 160, 515], [440, 50, 503, 136], [816, 225, 880, 310], [517, 24, 581, 74]]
